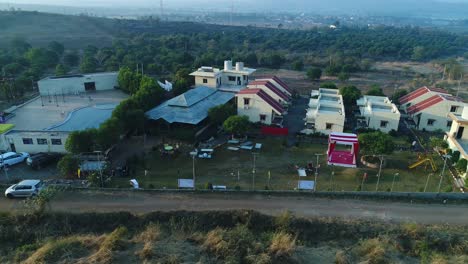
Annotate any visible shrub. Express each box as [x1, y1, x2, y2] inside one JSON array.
[[234, 185, 241, 191], [268, 231, 296, 258], [355, 238, 389, 264], [205, 182, 213, 190], [57, 154, 79, 178], [451, 151, 460, 163], [335, 250, 350, 264], [456, 158, 467, 172]]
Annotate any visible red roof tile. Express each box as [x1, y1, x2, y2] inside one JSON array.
[[399, 86, 450, 104], [255, 76, 293, 94], [248, 81, 289, 101], [407, 95, 444, 115]]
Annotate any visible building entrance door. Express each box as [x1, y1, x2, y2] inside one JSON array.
[[84, 82, 96, 91]]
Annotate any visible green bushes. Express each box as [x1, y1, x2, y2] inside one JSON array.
[[456, 158, 467, 172]]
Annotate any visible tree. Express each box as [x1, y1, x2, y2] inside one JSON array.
[[320, 82, 337, 89], [173, 79, 189, 96], [456, 158, 467, 172], [366, 85, 385, 96], [339, 86, 362, 105], [358, 131, 395, 155], [55, 64, 67, 76], [338, 71, 350, 82], [292, 60, 304, 71], [307, 67, 322, 80], [208, 104, 236, 125], [223, 115, 250, 136], [65, 129, 97, 154], [391, 89, 407, 104], [57, 154, 79, 178], [411, 46, 426, 61], [80, 56, 98, 73], [429, 136, 448, 150]]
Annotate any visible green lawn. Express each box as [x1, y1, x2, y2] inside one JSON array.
[[112, 137, 453, 192]]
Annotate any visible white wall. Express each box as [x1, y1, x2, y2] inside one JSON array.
[[415, 102, 465, 132], [38, 72, 118, 96], [4, 132, 68, 153], [237, 94, 275, 125], [367, 115, 399, 133], [314, 112, 345, 135], [194, 76, 218, 88]]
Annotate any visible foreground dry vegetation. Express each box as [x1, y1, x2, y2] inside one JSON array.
[[0, 210, 467, 263]]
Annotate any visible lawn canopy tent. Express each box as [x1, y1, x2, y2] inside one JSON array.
[[327, 132, 359, 168]]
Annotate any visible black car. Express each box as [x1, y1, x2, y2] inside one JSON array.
[[26, 153, 61, 170]]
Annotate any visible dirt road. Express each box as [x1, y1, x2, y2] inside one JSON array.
[[1, 191, 468, 224]]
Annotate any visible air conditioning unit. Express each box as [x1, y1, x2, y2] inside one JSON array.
[[244, 105, 250, 110]]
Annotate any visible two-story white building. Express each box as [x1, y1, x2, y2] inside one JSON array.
[[357, 95, 401, 133], [399, 86, 465, 132], [236, 89, 286, 126], [305, 88, 345, 135], [190, 60, 256, 92], [446, 106, 468, 178]]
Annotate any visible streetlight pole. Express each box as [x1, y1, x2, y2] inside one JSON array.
[[438, 155, 450, 193], [252, 152, 258, 190], [192, 154, 196, 188], [375, 155, 384, 192], [391, 172, 399, 192]]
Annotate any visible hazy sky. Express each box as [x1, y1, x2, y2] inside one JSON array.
[[4, 0, 468, 15]]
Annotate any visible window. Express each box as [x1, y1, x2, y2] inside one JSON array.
[[243, 75, 246, 80], [427, 119, 436, 126], [203, 78, 208, 84], [22, 138, 33, 145], [228, 76, 236, 81], [447, 121, 453, 127], [37, 138, 48, 145], [450, 106, 458, 112], [51, 139, 62, 145], [380, 121, 388, 128], [260, 114, 266, 122], [326, 123, 333, 130], [244, 98, 250, 105]]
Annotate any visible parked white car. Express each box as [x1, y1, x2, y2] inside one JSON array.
[[0, 152, 30, 168], [5, 180, 44, 198]]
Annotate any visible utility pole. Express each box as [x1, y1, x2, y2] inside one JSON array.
[[391, 172, 399, 192], [95, 151, 103, 187], [438, 155, 451, 193], [313, 153, 323, 192], [252, 152, 258, 190], [375, 155, 384, 191]]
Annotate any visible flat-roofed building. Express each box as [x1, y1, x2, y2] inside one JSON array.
[[38, 72, 118, 96], [190, 60, 256, 92], [357, 95, 401, 132], [305, 88, 345, 135]]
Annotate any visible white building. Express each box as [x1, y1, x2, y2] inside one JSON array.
[[305, 88, 345, 135], [446, 106, 468, 178], [357, 95, 400, 132], [247, 80, 290, 105], [236, 89, 286, 126], [409, 95, 465, 132], [190, 60, 256, 92], [38, 72, 118, 96]]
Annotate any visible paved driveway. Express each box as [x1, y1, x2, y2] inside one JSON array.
[[0, 163, 58, 183], [283, 97, 308, 145]]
